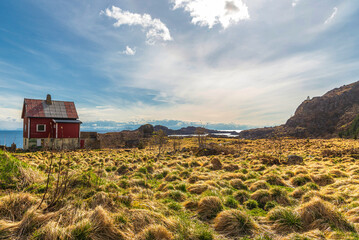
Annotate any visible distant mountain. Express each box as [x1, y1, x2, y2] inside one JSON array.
[[153, 125, 239, 136], [81, 120, 252, 132], [96, 124, 240, 149], [238, 81, 359, 139]]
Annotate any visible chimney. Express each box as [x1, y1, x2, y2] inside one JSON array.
[[46, 94, 52, 105]]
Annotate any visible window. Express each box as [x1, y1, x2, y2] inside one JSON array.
[[36, 124, 46, 132]]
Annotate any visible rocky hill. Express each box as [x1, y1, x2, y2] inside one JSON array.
[[153, 125, 238, 136], [238, 81, 359, 139]]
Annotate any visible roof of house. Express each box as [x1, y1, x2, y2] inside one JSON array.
[[21, 99, 79, 119], [53, 119, 82, 124]]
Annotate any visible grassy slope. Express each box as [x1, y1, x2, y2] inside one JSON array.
[[0, 149, 31, 189], [340, 114, 359, 139]]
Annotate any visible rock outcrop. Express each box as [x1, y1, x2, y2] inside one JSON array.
[[239, 81, 359, 139], [153, 125, 238, 136]]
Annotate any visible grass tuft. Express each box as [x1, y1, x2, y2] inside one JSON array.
[[197, 196, 223, 221], [136, 224, 174, 240], [297, 197, 355, 232], [268, 207, 302, 233], [214, 210, 258, 237]]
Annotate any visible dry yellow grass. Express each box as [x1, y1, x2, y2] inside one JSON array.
[[0, 138, 358, 239], [214, 209, 259, 237], [197, 196, 223, 221]]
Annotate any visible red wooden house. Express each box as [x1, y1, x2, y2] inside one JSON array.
[[21, 94, 82, 150]]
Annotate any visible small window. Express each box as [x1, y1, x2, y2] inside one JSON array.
[[36, 124, 46, 132]]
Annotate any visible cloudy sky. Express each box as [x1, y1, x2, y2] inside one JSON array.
[[1, 0, 359, 130]]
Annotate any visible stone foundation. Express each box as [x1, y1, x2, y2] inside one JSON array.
[[23, 138, 80, 150]]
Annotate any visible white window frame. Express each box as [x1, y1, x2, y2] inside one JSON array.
[[36, 124, 46, 132]]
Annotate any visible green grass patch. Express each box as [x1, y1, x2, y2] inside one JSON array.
[[0, 150, 30, 189]]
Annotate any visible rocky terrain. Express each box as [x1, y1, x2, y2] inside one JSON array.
[[239, 81, 359, 139]]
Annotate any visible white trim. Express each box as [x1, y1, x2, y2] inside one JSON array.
[[28, 118, 30, 139], [56, 123, 58, 138], [36, 124, 46, 132]]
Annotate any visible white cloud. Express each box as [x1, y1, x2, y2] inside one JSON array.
[[102, 6, 172, 45], [325, 7, 338, 24], [172, 0, 250, 29], [292, 0, 300, 7], [121, 46, 136, 56]]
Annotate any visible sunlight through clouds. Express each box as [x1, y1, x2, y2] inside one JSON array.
[[172, 0, 250, 28], [0, 0, 358, 129]]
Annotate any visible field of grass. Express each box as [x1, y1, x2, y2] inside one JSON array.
[[1, 137, 359, 239]]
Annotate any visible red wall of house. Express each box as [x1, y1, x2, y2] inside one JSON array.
[[57, 123, 80, 138], [25, 118, 80, 139], [29, 118, 55, 139]]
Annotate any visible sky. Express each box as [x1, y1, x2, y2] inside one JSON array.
[[1, 0, 359, 130]]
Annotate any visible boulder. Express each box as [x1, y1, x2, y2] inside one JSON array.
[[211, 157, 222, 170]]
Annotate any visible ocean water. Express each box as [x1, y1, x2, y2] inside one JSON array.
[[0, 131, 23, 148], [169, 130, 242, 138], [0, 129, 243, 149]]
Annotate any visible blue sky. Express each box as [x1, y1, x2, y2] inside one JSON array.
[[1, 0, 359, 130]]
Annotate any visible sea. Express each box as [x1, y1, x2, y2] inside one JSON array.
[[0, 130, 23, 148], [169, 130, 242, 138], [0, 130, 243, 149]]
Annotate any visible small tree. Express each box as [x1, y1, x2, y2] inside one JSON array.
[[37, 153, 73, 211], [152, 130, 167, 156], [195, 127, 207, 149], [172, 136, 182, 152]]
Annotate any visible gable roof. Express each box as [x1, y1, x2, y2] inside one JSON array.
[[22, 98, 79, 119]]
